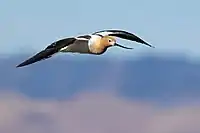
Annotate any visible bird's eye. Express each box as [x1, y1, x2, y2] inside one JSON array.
[[108, 39, 112, 42]]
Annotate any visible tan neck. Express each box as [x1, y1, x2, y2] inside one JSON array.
[[89, 37, 107, 54]]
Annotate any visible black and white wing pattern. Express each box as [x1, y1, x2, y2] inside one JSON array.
[[16, 37, 77, 68], [16, 35, 92, 68], [93, 29, 155, 48]]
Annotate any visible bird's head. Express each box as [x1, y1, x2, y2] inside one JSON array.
[[100, 36, 133, 49]]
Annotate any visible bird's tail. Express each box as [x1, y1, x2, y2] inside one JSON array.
[[16, 48, 57, 68]]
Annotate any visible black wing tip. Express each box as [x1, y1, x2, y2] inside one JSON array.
[[16, 56, 38, 68], [16, 64, 23, 68], [16, 60, 33, 68], [144, 42, 155, 48], [16, 48, 58, 68], [16, 62, 31, 68], [16, 58, 42, 68]]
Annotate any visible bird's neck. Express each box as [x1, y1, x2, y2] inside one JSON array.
[[89, 36, 107, 54]]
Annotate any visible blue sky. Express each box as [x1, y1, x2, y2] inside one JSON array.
[[1, 0, 200, 58]]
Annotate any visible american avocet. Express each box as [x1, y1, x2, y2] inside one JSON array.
[[16, 29, 154, 68]]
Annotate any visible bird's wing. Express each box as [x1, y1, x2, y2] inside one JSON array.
[[93, 29, 154, 48], [16, 37, 77, 68]]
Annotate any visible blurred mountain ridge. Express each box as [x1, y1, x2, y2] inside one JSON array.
[[0, 53, 200, 103]]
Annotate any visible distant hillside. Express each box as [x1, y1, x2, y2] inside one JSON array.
[[0, 53, 200, 103]]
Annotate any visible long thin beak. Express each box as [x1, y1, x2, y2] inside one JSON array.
[[114, 43, 133, 49]]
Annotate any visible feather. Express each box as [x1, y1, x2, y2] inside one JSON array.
[[16, 38, 76, 68], [93, 29, 155, 48]]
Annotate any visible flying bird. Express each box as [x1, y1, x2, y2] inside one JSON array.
[[16, 29, 155, 68]]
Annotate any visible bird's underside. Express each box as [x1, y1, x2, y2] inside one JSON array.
[[16, 29, 155, 68]]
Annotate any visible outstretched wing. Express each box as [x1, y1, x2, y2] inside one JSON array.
[[16, 37, 76, 68], [93, 29, 154, 48]]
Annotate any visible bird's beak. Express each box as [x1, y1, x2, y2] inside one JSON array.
[[114, 43, 133, 49]]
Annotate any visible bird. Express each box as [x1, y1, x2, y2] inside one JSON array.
[[16, 29, 155, 68]]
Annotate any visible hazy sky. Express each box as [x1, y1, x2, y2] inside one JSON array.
[[1, 0, 200, 58]]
